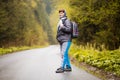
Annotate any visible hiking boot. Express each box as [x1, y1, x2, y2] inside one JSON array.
[[64, 65, 72, 72], [56, 67, 64, 73]]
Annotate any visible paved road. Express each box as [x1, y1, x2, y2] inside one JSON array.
[[0, 45, 101, 80]]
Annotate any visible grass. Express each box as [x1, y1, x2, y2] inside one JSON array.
[[0, 45, 48, 55], [70, 43, 120, 77]]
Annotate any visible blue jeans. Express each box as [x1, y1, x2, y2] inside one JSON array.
[[60, 42, 71, 68]]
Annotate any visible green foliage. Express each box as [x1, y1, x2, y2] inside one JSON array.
[[0, 45, 47, 55], [49, 0, 120, 49], [70, 0, 120, 50], [0, 0, 55, 48], [0, 47, 29, 55], [70, 44, 120, 76]]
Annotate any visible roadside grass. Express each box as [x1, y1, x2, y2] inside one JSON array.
[[70, 43, 120, 77], [0, 45, 48, 55]]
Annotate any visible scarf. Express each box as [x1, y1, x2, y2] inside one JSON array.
[[57, 17, 67, 30]]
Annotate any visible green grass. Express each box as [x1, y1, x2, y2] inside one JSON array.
[[70, 44, 120, 77], [0, 45, 48, 55]]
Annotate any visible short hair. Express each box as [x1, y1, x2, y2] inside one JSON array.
[[59, 9, 65, 13]]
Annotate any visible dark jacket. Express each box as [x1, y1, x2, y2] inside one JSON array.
[[56, 18, 72, 43]]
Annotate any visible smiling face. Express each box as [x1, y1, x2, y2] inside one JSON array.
[[59, 11, 65, 18]]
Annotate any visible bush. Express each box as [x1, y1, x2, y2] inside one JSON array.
[[0, 46, 45, 55], [70, 44, 120, 76]]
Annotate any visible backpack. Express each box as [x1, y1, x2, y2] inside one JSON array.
[[71, 21, 79, 38], [62, 19, 79, 39]]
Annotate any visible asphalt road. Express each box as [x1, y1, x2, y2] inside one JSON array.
[[0, 45, 101, 80]]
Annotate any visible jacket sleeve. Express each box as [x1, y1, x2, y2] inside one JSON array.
[[60, 19, 72, 33]]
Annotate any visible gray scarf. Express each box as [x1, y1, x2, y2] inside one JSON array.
[[57, 17, 67, 30]]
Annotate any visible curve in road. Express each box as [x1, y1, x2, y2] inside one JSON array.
[[0, 45, 101, 80]]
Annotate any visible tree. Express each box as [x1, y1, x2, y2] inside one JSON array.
[[0, 0, 55, 47], [70, 0, 120, 50]]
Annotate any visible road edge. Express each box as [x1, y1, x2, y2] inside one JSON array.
[[70, 57, 120, 80]]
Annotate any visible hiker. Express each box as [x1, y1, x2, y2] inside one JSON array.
[[56, 9, 72, 73]]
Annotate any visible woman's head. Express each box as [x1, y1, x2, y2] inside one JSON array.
[[59, 9, 66, 18]]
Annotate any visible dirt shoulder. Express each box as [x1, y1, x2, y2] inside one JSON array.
[[71, 57, 120, 80]]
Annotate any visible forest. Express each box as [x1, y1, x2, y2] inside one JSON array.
[[1, 0, 119, 50], [0, 0, 55, 48], [50, 0, 120, 50], [0, 0, 120, 78]]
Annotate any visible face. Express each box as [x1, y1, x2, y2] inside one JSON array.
[[59, 12, 65, 18]]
